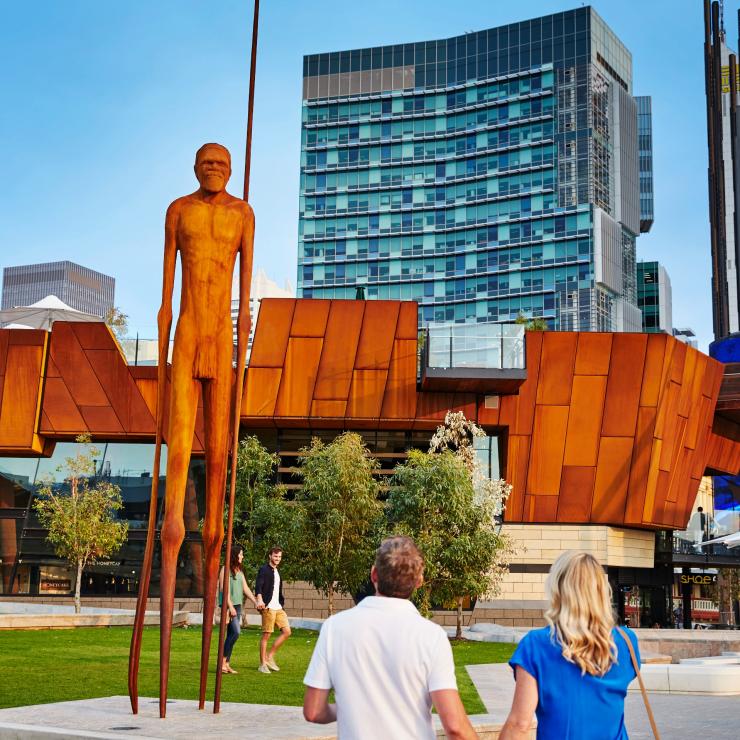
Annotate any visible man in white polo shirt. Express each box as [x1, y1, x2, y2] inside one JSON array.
[[303, 536, 476, 739]]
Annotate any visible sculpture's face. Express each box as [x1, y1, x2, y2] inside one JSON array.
[[195, 146, 231, 193]]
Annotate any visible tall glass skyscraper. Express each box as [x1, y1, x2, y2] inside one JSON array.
[[298, 7, 651, 330]]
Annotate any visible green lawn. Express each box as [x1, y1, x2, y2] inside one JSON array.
[[0, 626, 513, 713]]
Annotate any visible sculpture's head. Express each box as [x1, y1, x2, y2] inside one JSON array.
[[194, 143, 232, 193]]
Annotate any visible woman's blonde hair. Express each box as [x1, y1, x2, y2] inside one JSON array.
[[544, 551, 617, 676]]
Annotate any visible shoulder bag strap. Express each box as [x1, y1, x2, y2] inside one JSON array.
[[616, 626, 660, 740]]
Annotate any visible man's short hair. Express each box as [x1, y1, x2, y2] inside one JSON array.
[[374, 536, 424, 599], [195, 142, 231, 165], [268, 546, 283, 556]]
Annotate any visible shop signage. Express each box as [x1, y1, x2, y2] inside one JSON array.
[[40, 578, 71, 592], [679, 574, 717, 585]]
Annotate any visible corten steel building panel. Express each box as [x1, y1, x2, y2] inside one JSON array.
[[0, 300, 739, 532], [491, 330, 736, 529], [243, 298, 470, 430], [0, 330, 48, 454]]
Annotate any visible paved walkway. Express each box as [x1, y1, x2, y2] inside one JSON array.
[[0, 696, 505, 739], [467, 663, 740, 740]]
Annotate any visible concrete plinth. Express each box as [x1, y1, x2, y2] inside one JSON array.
[[0, 612, 187, 630], [633, 628, 740, 662]]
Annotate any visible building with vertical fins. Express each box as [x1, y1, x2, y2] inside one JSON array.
[[636, 96, 654, 233], [704, 0, 740, 339], [298, 7, 652, 331]]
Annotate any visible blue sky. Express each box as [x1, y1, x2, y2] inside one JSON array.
[[0, 1, 725, 349]]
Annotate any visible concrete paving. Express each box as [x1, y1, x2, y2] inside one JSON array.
[[467, 662, 740, 740], [0, 696, 507, 739]]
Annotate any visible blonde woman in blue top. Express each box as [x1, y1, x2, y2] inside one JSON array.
[[501, 551, 640, 739]]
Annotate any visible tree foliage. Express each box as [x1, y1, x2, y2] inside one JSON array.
[[391, 412, 514, 637], [104, 306, 129, 339], [708, 568, 740, 626], [294, 432, 385, 614], [33, 434, 128, 613], [231, 435, 302, 582], [514, 311, 549, 331]]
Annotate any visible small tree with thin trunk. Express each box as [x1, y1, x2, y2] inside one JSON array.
[[390, 411, 514, 638], [295, 432, 384, 614], [34, 434, 128, 613]]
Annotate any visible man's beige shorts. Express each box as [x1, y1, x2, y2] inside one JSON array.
[[261, 608, 289, 633]]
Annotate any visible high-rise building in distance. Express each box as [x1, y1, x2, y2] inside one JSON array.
[[1, 260, 114, 318], [298, 7, 652, 331], [230, 268, 294, 353], [637, 260, 672, 333], [704, 0, 740, 339]]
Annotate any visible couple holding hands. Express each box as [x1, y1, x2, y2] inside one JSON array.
[[218, 545, 291, 675]]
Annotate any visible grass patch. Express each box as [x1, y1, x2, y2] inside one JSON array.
[[0, 625, 513, 713]]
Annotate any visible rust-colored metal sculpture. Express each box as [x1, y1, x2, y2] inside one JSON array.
[[128, 143, 254, 718], [129, 0, 259, 717]]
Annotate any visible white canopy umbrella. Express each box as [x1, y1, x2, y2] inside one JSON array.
[[697, 531, 740, 549], [0, 295, 102, 331]]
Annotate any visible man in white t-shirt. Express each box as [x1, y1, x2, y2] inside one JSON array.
[[303, 536, 476, 739]]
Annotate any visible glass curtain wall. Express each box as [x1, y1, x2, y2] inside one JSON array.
[[0, 443, 205, 598]]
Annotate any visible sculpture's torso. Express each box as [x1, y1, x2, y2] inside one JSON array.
[[172, 194, 249, 378]]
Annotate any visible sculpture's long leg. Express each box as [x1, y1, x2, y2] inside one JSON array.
[[158, 373, 199, 719], [128, 446, 161, 714], [129, 356, 168, 715], [214, 340, 249, 713], [198, 376, 229, 709]]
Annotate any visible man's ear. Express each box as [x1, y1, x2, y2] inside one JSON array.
[[370, 565, 378, 587]]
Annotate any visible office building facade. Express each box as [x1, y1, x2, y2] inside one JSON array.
[[298, 7, 651, 331], [704, 0, 740, 339], [1, 261, 114, 318], [637, 260, 672, 333]]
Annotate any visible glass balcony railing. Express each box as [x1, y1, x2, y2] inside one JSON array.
[[673, 526, 740, 562], [425, 322, 526, 371]]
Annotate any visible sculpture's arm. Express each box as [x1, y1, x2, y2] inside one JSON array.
[[158, 202, 178, 367], [236, 204, 255, 368]]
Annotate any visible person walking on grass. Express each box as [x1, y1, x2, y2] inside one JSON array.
[[255, 546, 291, 673], [500, 551, 641, 739], [218, 545, 258, 675], [303, 536, 476, 739]]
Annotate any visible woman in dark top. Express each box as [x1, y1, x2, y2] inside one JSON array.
[[218, 545, 257, 674], [501, 551, 640, 739]]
